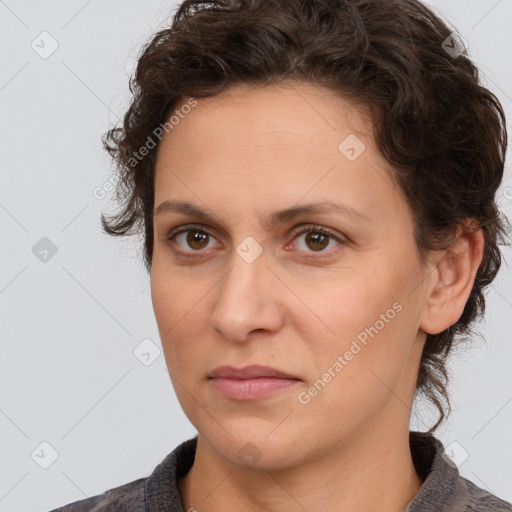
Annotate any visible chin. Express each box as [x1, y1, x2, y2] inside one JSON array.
[[200, 421, 308, 470]]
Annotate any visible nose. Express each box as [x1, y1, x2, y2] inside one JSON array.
[[209, 247, 284, 343]]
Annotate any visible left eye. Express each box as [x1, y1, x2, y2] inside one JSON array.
[[166, 224, 344, 255], [290, 225, 343, 253]]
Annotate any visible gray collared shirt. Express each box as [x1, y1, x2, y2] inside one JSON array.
[[47, 431, 512, 511]]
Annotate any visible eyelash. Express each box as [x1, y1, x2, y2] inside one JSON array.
[[165, 223, 346, 258]]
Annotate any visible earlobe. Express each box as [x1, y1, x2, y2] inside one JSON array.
[[419, 226, 485, 335]]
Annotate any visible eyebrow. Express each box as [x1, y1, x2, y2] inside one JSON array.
[[153, 199, 372, 228]]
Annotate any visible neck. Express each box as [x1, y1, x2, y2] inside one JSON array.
[[178, 422, 423, 512]]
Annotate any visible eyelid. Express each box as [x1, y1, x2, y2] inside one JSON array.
[[165, 222, 346, 255], [166, 223, 220, 242], [288, 224, 346, 243]]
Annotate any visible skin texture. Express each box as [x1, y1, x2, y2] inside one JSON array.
[[150, 82, 484, 512]]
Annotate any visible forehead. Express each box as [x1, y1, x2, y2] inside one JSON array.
[[174, 82, 373, 139], [153, 83, 407, 226]]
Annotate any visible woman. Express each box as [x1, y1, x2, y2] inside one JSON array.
[[49, 0, 511, 510]]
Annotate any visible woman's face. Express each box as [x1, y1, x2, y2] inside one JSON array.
[[151, 83, 432, 469]]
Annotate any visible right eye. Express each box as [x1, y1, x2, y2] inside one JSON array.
[[166, 224, 221, 255]]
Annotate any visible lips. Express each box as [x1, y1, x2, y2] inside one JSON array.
[[208, 365, 301, 400], [208, 365, 300, 380]]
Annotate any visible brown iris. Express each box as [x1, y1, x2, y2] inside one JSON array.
[[305, 232, 329, 251], [187, 231, 209, 250]]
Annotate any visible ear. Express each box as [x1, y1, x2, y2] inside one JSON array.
[[419, 222, 485, 335]]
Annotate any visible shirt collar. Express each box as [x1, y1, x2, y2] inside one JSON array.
[[143, 431, 467, 511]]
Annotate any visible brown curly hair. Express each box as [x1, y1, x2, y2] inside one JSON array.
[[101, 0, 509, 432]]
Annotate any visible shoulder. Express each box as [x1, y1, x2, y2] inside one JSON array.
[[462, 476, 512, 511], [408, 431, 512, 511], [46, 477, 146, 512], [45, 436, 198, 512]]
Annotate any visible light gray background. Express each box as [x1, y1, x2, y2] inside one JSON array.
[[1, 1, 511, 511]]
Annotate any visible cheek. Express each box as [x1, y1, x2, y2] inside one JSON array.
[[151, 275, 213, 375], [297, 270, 402, 343], [299, 271, 415, 386], [151, 270, 187, 362], [295, 304, 415, 433], [151, 279, 178, 342], [151, 262, 204, 337]]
